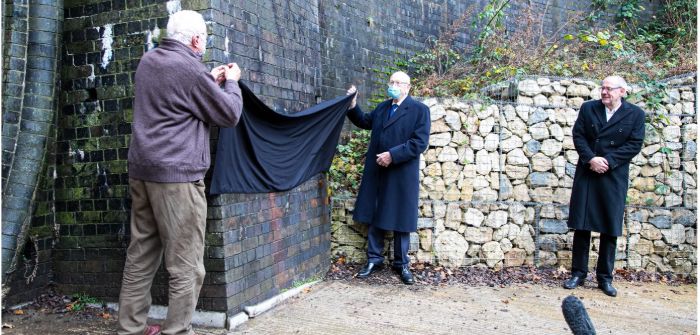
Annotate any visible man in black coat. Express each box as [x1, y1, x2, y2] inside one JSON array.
[[345, 71, 430, 285], [563, 75, 645, 297]]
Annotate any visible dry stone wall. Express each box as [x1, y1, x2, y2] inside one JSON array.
[[331, 74, 697, 277]]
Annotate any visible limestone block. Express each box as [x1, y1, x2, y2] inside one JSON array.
[[480, 241, 505, 267], [568, 97, 584, 108], [508, 117, 528, 137], [530, 187, 553, 202], [640, 223, 663, 240], [501, 135, 523, 152], [457, 146, 474, 164], [549, 123, 564, 141], [550, 156, 565, 175], [434, 230, 469, 268], [506, 148, 529, 167], [529, 122, 549, 140], [661, 224, 686, 245], [518, 79, 541, 96], [430, 132, 452, 146], [438, 147, 459, 162], [464, 208, 485, 227], [431, 119, 451, 133], [528, 172, 558, 188], [528, 108, 549, 125], [464, 226, 493, 244], [505, 165, 529, 179], [500, 238, 513, 252], [566, 84, 591, 97], [430, 105, 446, 121], [475, 150, 492, 175], [524, 139, 541, 156], [483, 133, 499, 152], [513, 229, 535, 254], [533, 94, 549, 106], [541, 139, 563, 157], [663, 125, 681, 142], [473, 187, 498, 201], [549, 95, 567, 107], [451, 131, 469, 146], [419, 229, 433, 251], [445, 110, 462, 130], [478, 117, 495, 136], [504, 248, 527, 267], [485, 210, 508, 228], [425, 162, 442, 177]]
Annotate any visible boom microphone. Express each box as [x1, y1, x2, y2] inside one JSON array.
[[561, 295, 596, 335]]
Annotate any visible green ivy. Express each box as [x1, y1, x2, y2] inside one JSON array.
[[329, 130, 370, 196]]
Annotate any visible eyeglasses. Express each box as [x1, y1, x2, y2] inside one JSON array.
[[600, 86, 621, 92], [388, 81, 409, 87]]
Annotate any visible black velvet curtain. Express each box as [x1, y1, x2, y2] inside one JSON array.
[[210, 82, 355, 194]]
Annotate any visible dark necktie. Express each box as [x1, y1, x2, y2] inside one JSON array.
[[388, 104, 398, 120]]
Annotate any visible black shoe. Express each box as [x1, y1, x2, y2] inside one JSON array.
[[393, 265, 414, 285], [598, 282, 617, 297], [356, 262, 383, 278], [563, 276, 586, 289]]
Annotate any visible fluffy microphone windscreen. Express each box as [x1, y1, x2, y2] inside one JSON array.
[[561, 295, 596, 335]]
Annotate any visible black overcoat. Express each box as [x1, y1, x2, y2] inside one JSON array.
[[567, 99, 645, 236], [347, 96, 430, 232]]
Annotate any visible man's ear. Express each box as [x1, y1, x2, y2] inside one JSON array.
[[190, 34, 199, 48]]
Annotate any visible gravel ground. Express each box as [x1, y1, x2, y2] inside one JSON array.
[[2, 264, 695, 335]]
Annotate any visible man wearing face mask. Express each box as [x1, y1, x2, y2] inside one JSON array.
[[118, 10, 243, 335], [345, 71, 431, 285]]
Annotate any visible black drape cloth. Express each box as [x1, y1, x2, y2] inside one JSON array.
[[210, 82, 355, 194]]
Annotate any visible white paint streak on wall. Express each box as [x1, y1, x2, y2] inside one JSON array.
[[100, 24, 114, 69], [146, 26, 161, 51], [224, 34, 230, 57], [87, 64, 95, 82]]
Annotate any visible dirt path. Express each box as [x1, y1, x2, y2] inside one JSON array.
[[2, 281, 696, 334], [236, 281, 696, 335]]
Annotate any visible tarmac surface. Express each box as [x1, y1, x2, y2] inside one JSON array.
[[2, 279, 696, 334]]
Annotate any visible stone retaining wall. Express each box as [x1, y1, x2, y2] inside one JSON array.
[[331, 74, 697, 277]]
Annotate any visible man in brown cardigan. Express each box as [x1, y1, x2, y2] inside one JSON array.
[[117, 10, 243, 335]]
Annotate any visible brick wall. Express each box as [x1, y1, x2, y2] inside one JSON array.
[[203, 175, 331, 314]]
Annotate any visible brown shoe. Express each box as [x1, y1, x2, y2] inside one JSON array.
[[144, 324, 161, 335]]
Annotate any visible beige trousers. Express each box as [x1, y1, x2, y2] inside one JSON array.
[[117, 179, 207, 335]]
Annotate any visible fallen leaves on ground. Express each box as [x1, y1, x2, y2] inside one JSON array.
[[326, 261, 694, 287]]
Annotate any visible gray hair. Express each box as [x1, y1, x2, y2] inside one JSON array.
[[603, 75, 631, 91], [167, 10, 207, 45]]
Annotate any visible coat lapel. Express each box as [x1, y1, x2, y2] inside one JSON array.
[[601, 100, 631, 131], [383, 96, 411, 129]]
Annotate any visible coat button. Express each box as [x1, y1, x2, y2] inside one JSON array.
[[596, 139, 599, 142], [619, 128, 622, 132], [610, 141, 615, 145]]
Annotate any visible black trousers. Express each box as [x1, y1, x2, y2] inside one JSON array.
[[571, 229, 617, 283], [366, 225, 410, 267]]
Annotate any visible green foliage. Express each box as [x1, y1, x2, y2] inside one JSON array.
[[68, 292, 101, 311], [407, 0, 695, 97], [329, 130, 370, 195]]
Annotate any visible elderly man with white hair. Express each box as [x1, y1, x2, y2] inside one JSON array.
[[345, 72, 431, 285], [563, 75, 645, 297], [118, 10, 243, 335]]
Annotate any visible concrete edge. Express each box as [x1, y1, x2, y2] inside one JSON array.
[[102, 302, 227, 329], [10, 280, 321, 331], [242, 280, 320, 319]]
